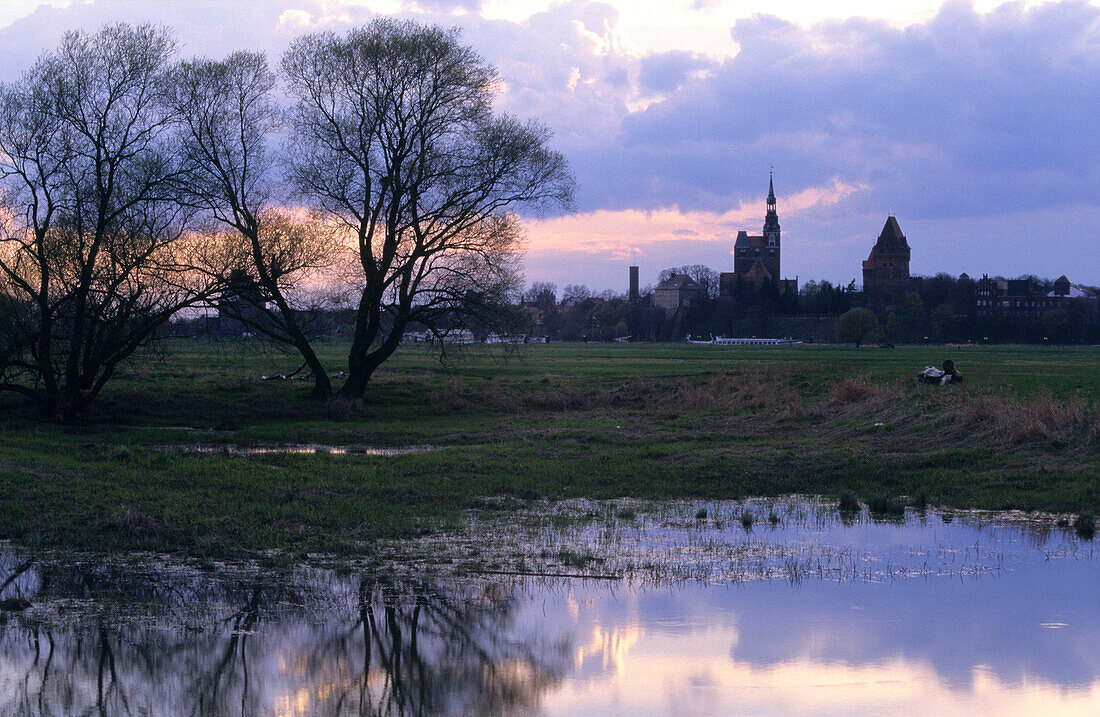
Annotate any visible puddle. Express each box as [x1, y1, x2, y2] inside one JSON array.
[[162, 443, 438, 456], [1, 499, 1097, 716]]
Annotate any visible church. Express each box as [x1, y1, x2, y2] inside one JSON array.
[[719, 175, 798, 297]]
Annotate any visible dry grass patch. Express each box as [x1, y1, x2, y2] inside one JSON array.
[[953, 394, 1097, 445], [827, 377, 904, 407]]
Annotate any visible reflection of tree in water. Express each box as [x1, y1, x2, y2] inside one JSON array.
[[349, 577, 569, 716], [0, 557, 570, 716]]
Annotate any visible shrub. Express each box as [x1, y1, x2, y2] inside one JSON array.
[[740, 512, 754, 530]]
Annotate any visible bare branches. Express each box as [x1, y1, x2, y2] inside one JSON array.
[[282, 19, 574, 397], [170, 51, 336, 398], [0, 24, 222, 419]]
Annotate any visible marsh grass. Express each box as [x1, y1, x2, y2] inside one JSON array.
[[1076, 512, 1096, 540], [837, 491, 861, 514], [867, 494, 906, 518], [953, 394, 1098, 445], [0, 342, 1097, 555]]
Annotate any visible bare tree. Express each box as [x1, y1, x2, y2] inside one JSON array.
[[659, 264, 720, 298], [282, 20, 574, 398], [170, 51, 338, 398], [522, 281, 557, 309], [0, 24, 224, 419]]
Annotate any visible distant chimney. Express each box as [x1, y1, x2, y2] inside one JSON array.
[[629, 266, 639, 302]]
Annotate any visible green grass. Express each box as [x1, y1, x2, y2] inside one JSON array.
[[0, 340, 1097, 556]]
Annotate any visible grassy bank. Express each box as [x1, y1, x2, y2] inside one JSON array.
[[0, 341, 1096, 556]]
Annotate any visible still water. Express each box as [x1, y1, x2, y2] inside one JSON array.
[[0, 501, 1097, 716]]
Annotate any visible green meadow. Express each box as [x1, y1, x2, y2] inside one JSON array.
[[0, 340, 1096, 557]]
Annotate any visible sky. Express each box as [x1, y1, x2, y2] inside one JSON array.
[[0, 0, 1096, 292]]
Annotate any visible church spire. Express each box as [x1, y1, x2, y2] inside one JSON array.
[[763, 171, 780, 234]]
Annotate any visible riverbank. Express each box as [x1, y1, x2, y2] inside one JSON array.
[[0, 341, 1096, 557]]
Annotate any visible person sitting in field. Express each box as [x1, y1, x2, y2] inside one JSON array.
[[918, 360, 963, 385]]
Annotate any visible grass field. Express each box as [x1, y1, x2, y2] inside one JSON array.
[[0, 340, 1096, 557]]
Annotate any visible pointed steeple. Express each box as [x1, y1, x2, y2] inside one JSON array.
[[763, 171, 780, 234]]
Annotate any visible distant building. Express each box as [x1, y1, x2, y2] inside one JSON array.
[[217, 268, 270, 335], [976, 274, 1098, 322], [720, 174, 797, 296], [653, 273, 704, 313], [629, 265, 640, 302], [862, 216, 911, 312]]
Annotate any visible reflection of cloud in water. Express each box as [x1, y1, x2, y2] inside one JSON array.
[[0, 502, 1098, 716], [543, 652, 1100, 716]]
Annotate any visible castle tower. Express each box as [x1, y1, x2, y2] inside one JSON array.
[[862, 216, 911, 312]]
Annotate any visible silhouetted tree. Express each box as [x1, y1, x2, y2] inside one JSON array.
[[282, 20, 574, 398], [836, 307, 881, 347], [170, 50, 339, 398], [0, 24, 225, 419]]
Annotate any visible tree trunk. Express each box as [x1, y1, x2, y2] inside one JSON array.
[[339, 329, 404, 400]]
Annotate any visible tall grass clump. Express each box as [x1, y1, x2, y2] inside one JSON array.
[[740, 512, 755, 530], [828, 377, 903, 406], [956, 394, 1096, 445], [837, 491, 860, 514], [866, 494, 905, 518], [1076, 511, 1096, 540]]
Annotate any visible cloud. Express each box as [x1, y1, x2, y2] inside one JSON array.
[[605, 1, 1100, 221], [1, 1, 1097, 286]]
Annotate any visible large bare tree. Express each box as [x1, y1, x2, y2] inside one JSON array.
[[170, 51, 338, 399], [0, 24, 224, 419], [282, 20, 574, 398]]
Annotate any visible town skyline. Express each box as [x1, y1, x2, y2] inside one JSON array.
[[2, 0, 1096, 290]]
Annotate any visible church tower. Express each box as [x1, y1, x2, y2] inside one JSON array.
[[722, 172, 798, 297], [762, 173, 781, 277]]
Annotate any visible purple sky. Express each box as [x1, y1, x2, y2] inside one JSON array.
[[2, 0, 1096, 292]]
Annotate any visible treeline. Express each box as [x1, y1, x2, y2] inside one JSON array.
[[521, 272, 1100, 344], [0, 21, 572, 418]]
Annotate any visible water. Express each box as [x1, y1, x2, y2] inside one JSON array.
[[161, 443, 437, 456], [1, 500, 1097, 716]]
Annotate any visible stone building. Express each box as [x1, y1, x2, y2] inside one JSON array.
[[976, 274, 1098, 322], [653, 273, 704, 313], [862, 216, 911, 312], [720, 175, 798, 296]]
